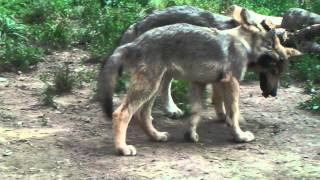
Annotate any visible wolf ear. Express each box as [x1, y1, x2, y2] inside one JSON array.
[[240, 9, 255, 25], [285, 48, 302, 58], [272, 33, 302, 58], [260, 19, 277, 31]]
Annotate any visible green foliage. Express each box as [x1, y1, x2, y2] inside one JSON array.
[[40, 62, 96, 106], [290, 54, 320, 112], [0, 15, 27, 40], [53, 63, 77, 94], [299, 85, 320, 112], [291, 55, 320, 83], [0, 40, 43, 71], [41, 84, 56, 106], [171, 80, 191, 114], [80, 1, 143, 58], [0, 15, 43, 71], [115, 73, 130, 93], [30, 20, 75, 49], [74, 64, 98, 88]]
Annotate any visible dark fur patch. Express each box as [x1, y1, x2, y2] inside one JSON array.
[[260, 20, 271, 31], [102, 96, 113, 118], [259, 73, 268, 93]]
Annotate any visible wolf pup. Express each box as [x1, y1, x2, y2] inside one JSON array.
[[98, 5, 239, 119], [99, 12, 301, 156]]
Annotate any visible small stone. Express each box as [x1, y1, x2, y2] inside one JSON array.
[[2, 149, 13, 156], [0, 77, 8, 82]]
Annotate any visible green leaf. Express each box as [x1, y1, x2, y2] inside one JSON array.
[[312, 105, 319, 110]]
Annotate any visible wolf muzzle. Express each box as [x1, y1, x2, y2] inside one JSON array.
[[260, 73, 278, 98]]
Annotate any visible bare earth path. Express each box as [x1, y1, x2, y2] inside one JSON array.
[[0, 49, 319, 179]]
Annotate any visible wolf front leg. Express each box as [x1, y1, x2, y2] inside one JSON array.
[[184, 83, 205, 142], [221, 77, 255, 142]]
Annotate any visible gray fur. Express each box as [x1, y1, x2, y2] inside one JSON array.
[[120, 5, 239, 44], [99, 5, 239, 118], [105, 23, 301, 155], [281, 8, 320, 30], [120, 24, 275, 83]]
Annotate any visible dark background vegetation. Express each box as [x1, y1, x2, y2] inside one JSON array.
[[0, 0, 319, 111]]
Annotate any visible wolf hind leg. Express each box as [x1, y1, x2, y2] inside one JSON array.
[[212, 83, 226, 122], [135, 95, 169, 142], [113, 68, 166, 156], [221, 77, 254, 142], [184, 82, 205, 143], [160, 76, 183, 118]]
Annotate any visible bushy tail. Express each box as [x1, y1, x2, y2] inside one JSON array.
[[97, 45, 131, 118]]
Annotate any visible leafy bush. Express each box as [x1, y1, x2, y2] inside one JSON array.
[[0, 15, 43, 71], [300, 90, 320, 112], [80, 1, 143, 58], [291, 54, 320, 112], [40, 62, 98, 106], [31, 20, 76, 49], [291, 54, 320, 83], [0, 40, 43, 71], [53, 63, 77, 94]]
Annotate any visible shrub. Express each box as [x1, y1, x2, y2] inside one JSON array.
[[0, 15, 43, 71], [0, 40, 43, 71], [53, 63, 77, 94]]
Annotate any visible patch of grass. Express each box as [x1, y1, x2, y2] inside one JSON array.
[[299, 91, 320, 112], [39, 63, 76, 106], [53, 63, 76, 94], [40, 84, 56, 106], [39, 63, 97, 106], [74, 64, 98, 88]]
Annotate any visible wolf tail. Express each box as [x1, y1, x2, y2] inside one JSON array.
[[97, 44, 133, 118]]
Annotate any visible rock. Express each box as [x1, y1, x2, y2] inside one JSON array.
[[0, 77, 8, 82], [0, 77, 9, 87], [2, 149, 13, 156]]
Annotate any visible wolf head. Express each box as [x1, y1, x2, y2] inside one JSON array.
[[255, 33, 301, 97], [240, 9, 302, 97]]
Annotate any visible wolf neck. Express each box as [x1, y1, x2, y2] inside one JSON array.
[[230, 26, 264, 64]]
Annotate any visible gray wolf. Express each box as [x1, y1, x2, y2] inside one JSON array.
[[281, 8, 320, 30], [98, 5, 239, 118], [98, 12, 301, 155]]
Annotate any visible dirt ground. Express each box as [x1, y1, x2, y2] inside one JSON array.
[[0, 49, 319, 179]]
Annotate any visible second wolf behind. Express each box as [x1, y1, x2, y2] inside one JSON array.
[[99, 13, 301, 155], [98, 5, 239, 119]]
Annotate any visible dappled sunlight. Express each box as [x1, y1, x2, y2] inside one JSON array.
[[0, 126, 69, 143]]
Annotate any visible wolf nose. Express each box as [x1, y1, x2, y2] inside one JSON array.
[[270, 89, 277, 97]]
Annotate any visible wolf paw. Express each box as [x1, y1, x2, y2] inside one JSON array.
[[184, 131, 199, 142], [117, 145, 137, 156], [165, 106, 184, 119], [216, 113, 226, 123], [152, 132, 170, 142], [234, 131, 255, 143]]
